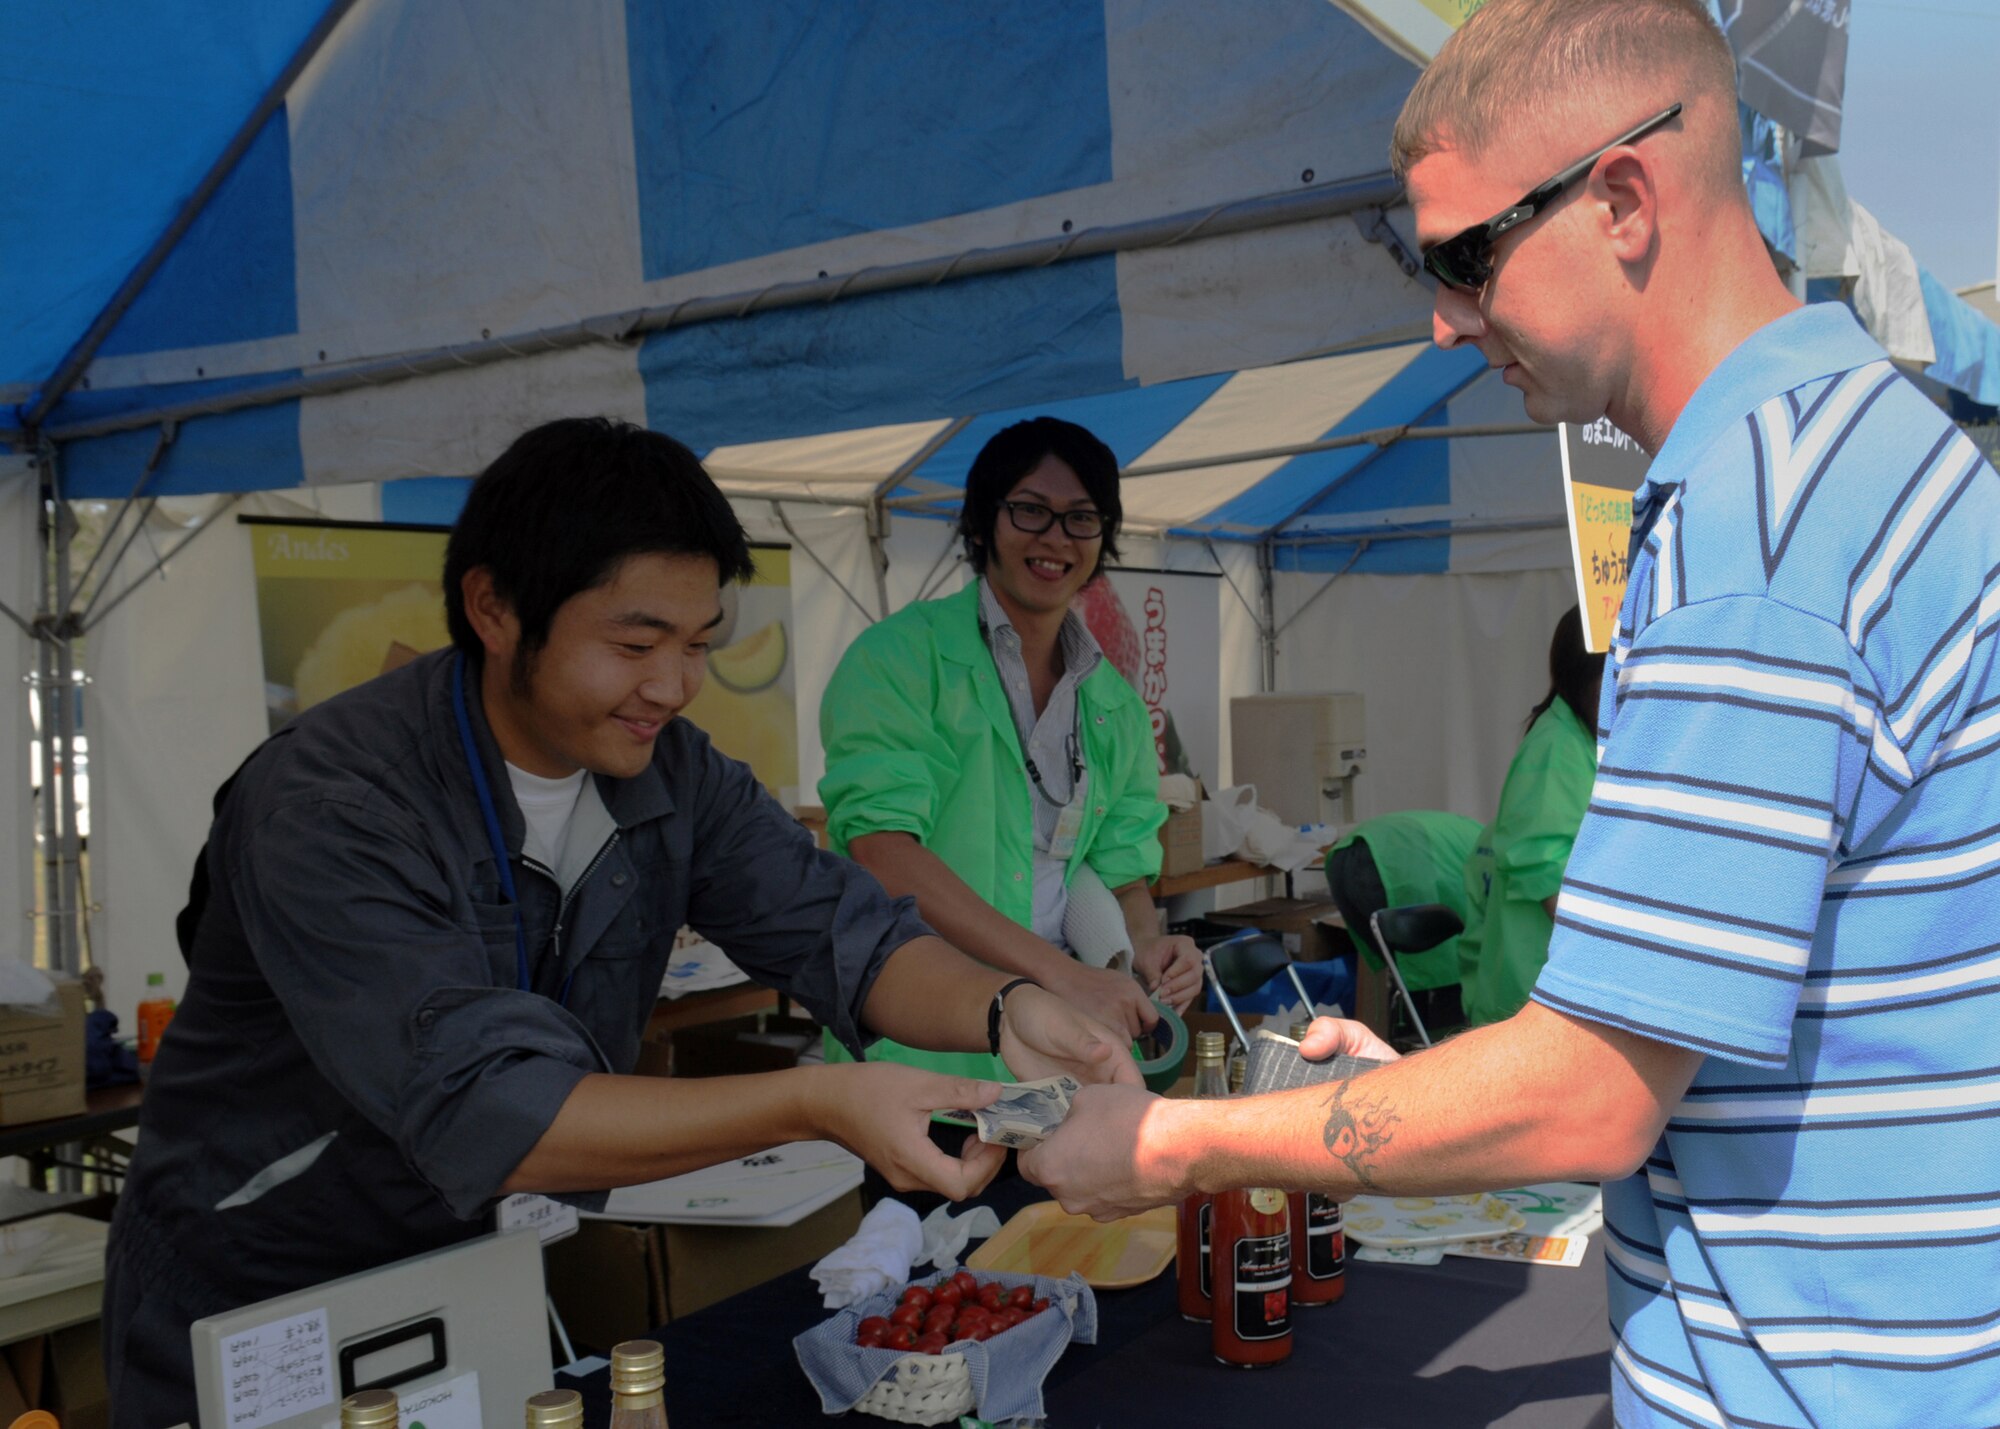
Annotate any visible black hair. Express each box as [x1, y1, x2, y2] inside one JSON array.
[[955, 417, 1123, 579], [1525, 605, 1605, 734], [443, 417, 755, 661]]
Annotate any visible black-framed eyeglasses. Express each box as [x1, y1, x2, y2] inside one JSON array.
[[1001, 499, 1107, 540], [1420, 103, 1683, 293]]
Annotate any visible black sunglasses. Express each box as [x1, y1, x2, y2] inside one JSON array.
[[1420, 103, 1684, 292], [1001, 499, 1106, 540]]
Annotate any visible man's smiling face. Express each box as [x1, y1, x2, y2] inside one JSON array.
[[982, 454, 1104, 622], [487, 551, 724, 779]]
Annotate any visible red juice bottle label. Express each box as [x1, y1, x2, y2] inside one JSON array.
[[1305, 1193, 1345, 1281], [1230, 1231, 1292, 1341]]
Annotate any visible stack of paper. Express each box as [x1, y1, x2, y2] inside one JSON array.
[[590, 1141, 863, 1228], [1351, 1183, 1603, 1268]]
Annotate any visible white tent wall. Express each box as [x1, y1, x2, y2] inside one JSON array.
[[1, 457, 36, 966], [1269, 566, 1579, 824], [87, 485, 376, 1033]]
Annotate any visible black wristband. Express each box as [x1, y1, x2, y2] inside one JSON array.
[[987, 977, 1039, 1056]]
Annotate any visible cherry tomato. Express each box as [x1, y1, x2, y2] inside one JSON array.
[[1030, 1297, 1050, 1315], [923, 1306, 956, 1333], [1007, 1285, 1034, 1311], [900, 1285, 933, 1311], [950, 1270, 978, 1296], [961, 1321, 996, 1342], [856, 1326, 887, 1348], [977, 1283, 1005, 1311], [955, 1307, 988, 1330], [933, 1281, 964, 1307], [883, 1324, 918, 1351], [857, 1316, 891, 1340], [889, 1305, 925, 1330], [993, 1308, 1025, 1331], [914, 1331, 949, 1355]]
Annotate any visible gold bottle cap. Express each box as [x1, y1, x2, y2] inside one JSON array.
[[340, 1388, 401, 1428], [610, 1338, 666, 1395], [525, 1388, 585, 1427], [1290, 1019, 1312, 1041], [1194, 1030, 1227, 1061]]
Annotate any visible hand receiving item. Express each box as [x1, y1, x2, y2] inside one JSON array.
[[1017, 1084, 1185, 1222]]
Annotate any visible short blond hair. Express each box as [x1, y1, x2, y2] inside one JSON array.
[[1391, 0, 1738, 186]]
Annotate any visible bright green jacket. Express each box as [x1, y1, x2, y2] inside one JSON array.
[[817, 581, 1165, 1078], [1456, 696, 1598, 1027], [1327, 810, 1482, 993]]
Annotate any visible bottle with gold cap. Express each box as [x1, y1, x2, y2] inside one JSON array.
[[609, 1339, 670, 1428], [525, 1387, 585, 1428], [1288, 1018, 1347, 1306], [1174, 1030, 1232, 1322], [339, 1388, 401, 1429]]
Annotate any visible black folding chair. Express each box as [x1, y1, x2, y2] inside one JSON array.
[[1364, 903, 1464, 1048]]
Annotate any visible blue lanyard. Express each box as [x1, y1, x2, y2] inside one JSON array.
[[451, 653, 569, 1003]]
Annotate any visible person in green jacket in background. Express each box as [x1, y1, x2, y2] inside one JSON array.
[[1457, 605, 1604, 1026], [818, 418, 1203, 1083], [1324, 809, 1482, 1037]]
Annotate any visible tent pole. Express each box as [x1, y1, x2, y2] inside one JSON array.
[[29, 446, 75, 977], [1258, 539, 1277, 694], [770, 503, 877, 626], [21, 0, 366, 431], [51, 494, 82, 978], [867, 416, 972, 618], [46, 171, 1412, 446], [81, 493, 245, 636]]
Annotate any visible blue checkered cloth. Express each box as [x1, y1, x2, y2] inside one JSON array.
[[793, 1270, 1097, 1424]]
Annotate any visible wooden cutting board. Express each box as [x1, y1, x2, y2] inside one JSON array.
[[965, 1200, 1178, 1288]]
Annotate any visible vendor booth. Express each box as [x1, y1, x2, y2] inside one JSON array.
[[1, 0, 1996, 1420]]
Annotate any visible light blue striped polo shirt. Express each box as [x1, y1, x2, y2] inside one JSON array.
[[1533, 302, 2000, 1428]]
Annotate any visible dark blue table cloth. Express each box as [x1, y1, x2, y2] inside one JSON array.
[[565, 1174, 1612, 1428]]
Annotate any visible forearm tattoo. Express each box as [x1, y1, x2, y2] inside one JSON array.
[[1321, 1078, 1399, 1189]]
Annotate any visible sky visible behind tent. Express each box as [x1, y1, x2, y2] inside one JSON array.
[[1841, 0, 1998, 288]]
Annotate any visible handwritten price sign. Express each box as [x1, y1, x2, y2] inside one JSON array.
[[1558, 420, 1653, 653]]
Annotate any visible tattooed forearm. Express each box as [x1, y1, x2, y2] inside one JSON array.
[[1322, 1078, 1400, 1189]]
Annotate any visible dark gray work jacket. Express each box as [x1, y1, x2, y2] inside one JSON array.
[[106, 648, 924, 1348]]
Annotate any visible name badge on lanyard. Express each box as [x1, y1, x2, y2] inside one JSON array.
[[1047, 769, 1090, 861]]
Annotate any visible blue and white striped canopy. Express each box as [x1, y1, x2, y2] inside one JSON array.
[[4, 0, 1990, 570]]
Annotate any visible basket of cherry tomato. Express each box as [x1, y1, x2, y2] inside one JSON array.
[[793, 1268, 1098, 1425]]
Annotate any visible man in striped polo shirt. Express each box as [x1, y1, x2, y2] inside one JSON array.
[[1019, 1, 2000, 1424]]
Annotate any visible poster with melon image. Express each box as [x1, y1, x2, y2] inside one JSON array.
[[680, 545, 797, 796], [246, 518, 452, 733]]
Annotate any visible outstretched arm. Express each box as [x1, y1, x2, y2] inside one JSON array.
[[1020, 1001, 1703, 1221]]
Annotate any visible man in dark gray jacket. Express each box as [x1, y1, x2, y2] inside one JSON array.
[[105, 418, 1134, 1425]]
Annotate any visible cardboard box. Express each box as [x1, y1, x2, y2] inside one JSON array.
[[0, 978, 86, 1126], [546, 1189, 863, 1348], [545, 1219, 669, 1355], [663, 1187, 862, 1320], [0, 1325, 107, 1429], [670, 1013, 821, 1080], [1157, 784, 1206, 879], [1207, 897, 1346, 964]]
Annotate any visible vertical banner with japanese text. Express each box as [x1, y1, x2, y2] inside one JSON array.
[[1085, 569, 1221, 787], [1557, 420, 1652, 653]]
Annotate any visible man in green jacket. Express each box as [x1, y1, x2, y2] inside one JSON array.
[[819, 418, 1202, 1080]]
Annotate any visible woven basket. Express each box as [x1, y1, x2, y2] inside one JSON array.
[[853, 1351, 975, 1425]]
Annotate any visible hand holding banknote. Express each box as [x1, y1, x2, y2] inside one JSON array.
[[968, 1075, 1082, 1148]]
